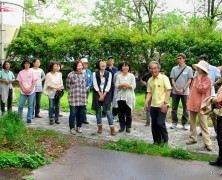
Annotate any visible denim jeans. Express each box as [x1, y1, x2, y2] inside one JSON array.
[[18, 92, 35, 121], [96, 104, 113, 125], [1, 88, 12, 112], [33, 92, 42, 116], [69, 105, 85, 129], [48, 98, 60, 120], [171, 94, 188, 125]]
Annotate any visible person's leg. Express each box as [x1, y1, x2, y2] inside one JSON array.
[[156, 108, 168, 143], [69, 105, 77, 130], [1, 99, 5, 114], [211, 116, 217, 136], [81, 105, 89, 124], [18, 94, 28, 119], [125, 102, 132, 132], [198, 113, 212, 150], [54, 97, 60, 124], [48, 98, 54, 124], [181, 95, 189, 126], [117, 100, 126, 131], [150, 107, 161, 144], [77, 106, 85, 128], [27, 93, 35, 121], [171, 94, 180, 128], [187, 111, 198, 143], [106, 110, 114, 125], [145, 98, 152, 126], [35, 92, 42, 117], [96, 103, 103, 133], [7, 88, 13, 111]]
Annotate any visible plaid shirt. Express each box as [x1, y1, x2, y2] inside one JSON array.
[[66, 71, 87, 106]]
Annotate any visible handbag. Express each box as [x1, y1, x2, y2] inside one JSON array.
[[170, 66, 187, 97], [54, 89, 64, 99]]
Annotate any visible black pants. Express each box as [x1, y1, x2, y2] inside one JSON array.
[[150, 107, 168, 143], [33, 92, 42, 116], [217, 116, 222, 161], [117, 100, 132, 128], [1, 88, 13, 112]]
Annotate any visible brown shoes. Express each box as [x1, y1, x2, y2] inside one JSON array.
[[186, 140, 197, 145], [144, 121, 150, 126]]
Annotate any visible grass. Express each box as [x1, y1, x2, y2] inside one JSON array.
[[101, 138, 217, 162]]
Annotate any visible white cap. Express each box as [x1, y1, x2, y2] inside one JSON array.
[[81, 58, 89, 63]]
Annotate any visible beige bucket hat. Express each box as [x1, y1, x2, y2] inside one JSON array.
[[192, 60, 209, 74]]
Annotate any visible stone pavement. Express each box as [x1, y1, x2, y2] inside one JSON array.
[[21, 108, 218, 156]]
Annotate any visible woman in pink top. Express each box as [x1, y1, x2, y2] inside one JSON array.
[[186, 60, 212, 151], [17, 59, 38, 123]]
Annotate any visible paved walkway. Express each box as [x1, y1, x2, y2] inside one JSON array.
[[21, 108, 218, 156]]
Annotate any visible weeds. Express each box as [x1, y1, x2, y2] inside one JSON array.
[[101, 138, 217, 162]]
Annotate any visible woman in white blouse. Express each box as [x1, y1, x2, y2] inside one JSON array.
[[115, 61, 136, 133]]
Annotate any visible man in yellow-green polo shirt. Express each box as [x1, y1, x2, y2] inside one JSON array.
[[144, 61, 171, 145]]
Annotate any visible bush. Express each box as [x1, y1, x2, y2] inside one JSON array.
[[0, 112, 26, 148]]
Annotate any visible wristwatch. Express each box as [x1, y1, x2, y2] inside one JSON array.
[[163, 101, 169, 107]]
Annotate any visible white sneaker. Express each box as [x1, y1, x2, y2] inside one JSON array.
[[182, 124, 188, 130], [76, 127, 82, 133], [170, 123, 177, 129], [70, 128, 76, 135]]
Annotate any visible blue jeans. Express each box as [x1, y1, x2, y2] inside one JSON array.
[[18, 92, 35, 121], [48, 98, 60, 120], [96, 104, 113, 125], [69, 105, 85, 129]]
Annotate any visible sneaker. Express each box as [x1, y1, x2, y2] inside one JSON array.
[[205, 145, 212, 151], [70, 128, 76, 135], [76, 127, 82, 133], [144, 121, 150, 126], [170, 123, 177, 129], [186, 140, 197, 145], [182, 124, 188, 130], [27, 119, 31, 123]]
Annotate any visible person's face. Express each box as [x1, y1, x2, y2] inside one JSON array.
[[122, 64, 129, 73], [52, 64, 58, 72], [99, 61, 106, 70], [24, 62, 30, 69], [4, 62, 10, 70], [107, 58, 114, 66], [196, 67, 204, 74], [177, 56, 185, 65], [83, 62, 89, 69], [149, 63, 160, 78], [76, 62, 83, 72], [34, 60, 40, 68]]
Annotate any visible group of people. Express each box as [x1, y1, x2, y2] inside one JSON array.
[[1, 54, 222, 167], [143, 53, 222, 167]]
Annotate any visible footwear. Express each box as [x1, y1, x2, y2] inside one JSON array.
[[49, 119, 54, 125], [70, 128, 76, 135], [82, 121, 89, 124], [186, 140, 197, 145], [199, 132, 202, 136], [209, 160, 222, 166], [205, 145, 212, 151], [182, 124, 188, 130], [126, 127, 131, 133], [27, 119, 31, 123], [110, 126, 116, 136], [35, 115, 42, 118], [59, 114, 63, 117], [97, 124, 102, 133], [119, 126, 125, 132], [170, 123, 177, 129], [55, 119, 60, 124], [144, 121, 150, 126], [76, 127, 82, 133]]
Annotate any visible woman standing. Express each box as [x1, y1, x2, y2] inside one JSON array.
[[43, 62, 64, 125], [0, 61, 15, 114], [32, 58, 45, 118], [186, 60, 212, 151], [115, 61, 136, 133], [92, 60, 116, 135], [17, 59, 38, 123], [67, 60, 87, 134]]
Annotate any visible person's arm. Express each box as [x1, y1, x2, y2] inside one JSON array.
[[213, 78, 222, 86]]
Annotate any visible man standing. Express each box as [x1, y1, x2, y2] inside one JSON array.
[[198, 54, 220, 135], [170, 53, 193, 130], [105, 56, 118, 118], [144, 61, 171, 145]]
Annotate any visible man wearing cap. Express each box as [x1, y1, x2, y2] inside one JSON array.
[[105, 56, 118, 118], [170, 53, 193, 130], [197, 54, 220, 136], [81, 58, 92, 124]]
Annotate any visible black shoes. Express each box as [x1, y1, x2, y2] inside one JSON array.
[[27, 119, 31, 123], [82, 121, 89, 124], [119, 127, 125, 132], [35, 115, 42, 118], [209, 160, 222, 166], [126, 128, 130, 133]]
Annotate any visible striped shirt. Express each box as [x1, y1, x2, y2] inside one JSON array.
[[66, 71, 87, 106]]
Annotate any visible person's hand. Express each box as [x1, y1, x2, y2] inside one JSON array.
[[161, 103, 168, 113]]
